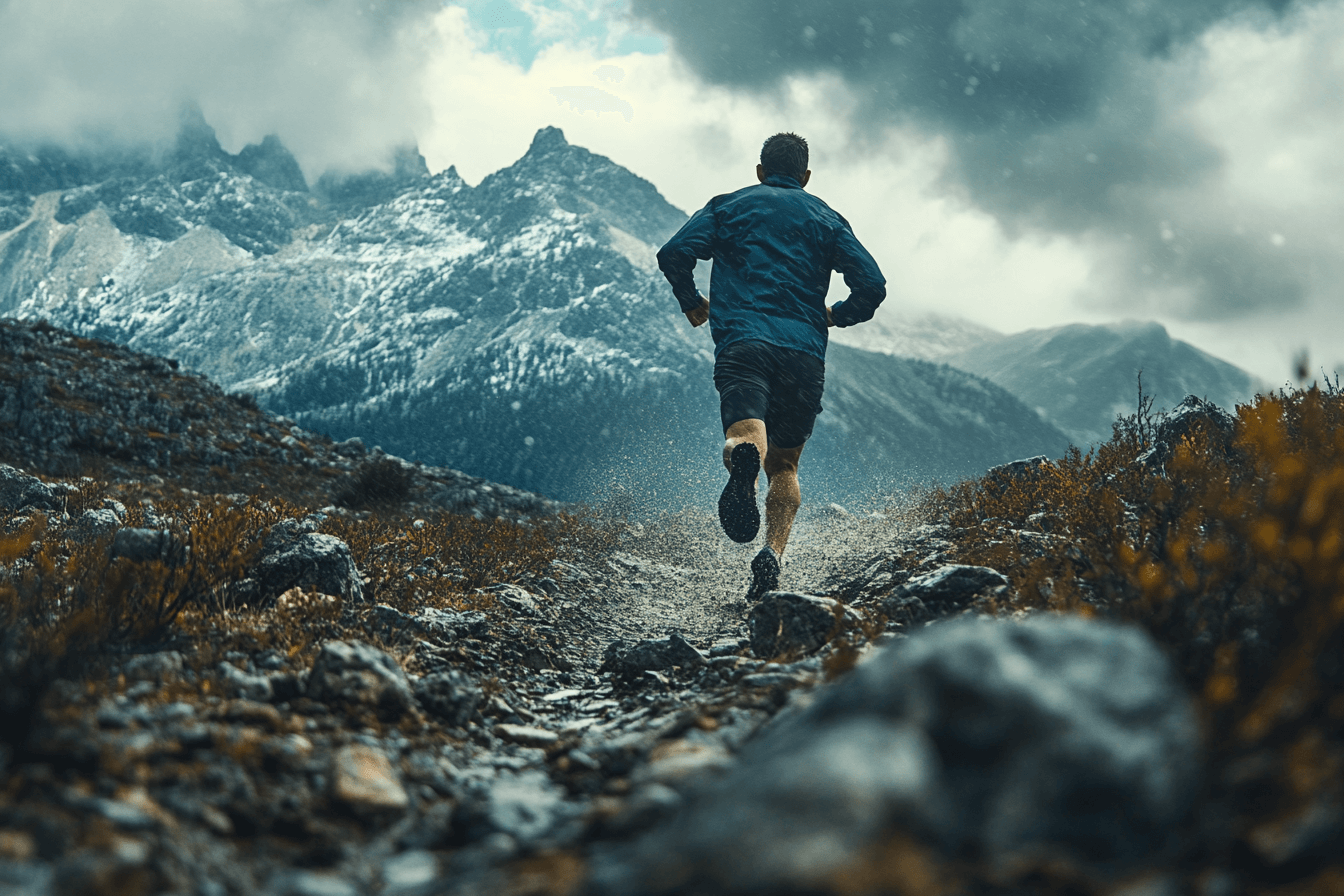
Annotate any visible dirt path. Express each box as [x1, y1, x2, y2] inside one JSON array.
[[553, 506, 895, 670]]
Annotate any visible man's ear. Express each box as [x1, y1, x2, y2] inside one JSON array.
[[800, 170, 811, 187], [756, 164, 767, 183]]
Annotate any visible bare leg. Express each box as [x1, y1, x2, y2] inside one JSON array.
[[763, 443, 804, 557], [723, 418, 767, 478]]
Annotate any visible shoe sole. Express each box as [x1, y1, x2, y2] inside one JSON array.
[[719, 442, 761, 543], [746, 548, 780, 602]]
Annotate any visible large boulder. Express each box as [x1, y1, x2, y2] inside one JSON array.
[[255, 531, 363, 604], [747, 592, 850, 658], [306, 640, 412, 720], [593, 614, 1201, 894], [109, 528, 184, 565], [413, 670, 482, 727], [1139, 395, 1237, 469], [600, 634, 708, 674], [0, 463, 60, 513], [882, 564, 1008, 625]]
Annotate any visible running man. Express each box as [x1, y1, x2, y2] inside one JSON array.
[[656, 133, 886, 600]]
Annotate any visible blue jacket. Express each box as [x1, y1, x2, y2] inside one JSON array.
[[656, 173, 886, 360]]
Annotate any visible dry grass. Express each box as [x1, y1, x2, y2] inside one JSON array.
[[0, 480, 607, 757]]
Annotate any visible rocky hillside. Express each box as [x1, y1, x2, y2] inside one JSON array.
[[1, 118, 1068, 504], [0, 318, 555, 521], [2, 321, 1342, 895]]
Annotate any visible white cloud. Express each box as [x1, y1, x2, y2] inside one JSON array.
[[0, 0, 436, 174]]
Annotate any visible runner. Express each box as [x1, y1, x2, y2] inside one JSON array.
[[656, 133, 887, 600]]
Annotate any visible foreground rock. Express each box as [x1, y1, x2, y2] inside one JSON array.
[[306, 640, 413, 720], [256, 530, 364, 604], [593, 614, 1201, 894], [747, 592, 851, 658]]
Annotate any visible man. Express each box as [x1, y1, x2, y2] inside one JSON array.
[[656, 133, 886, 600]]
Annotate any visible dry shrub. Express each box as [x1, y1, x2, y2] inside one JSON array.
[[924, 386, 1344, 888], [320, 510, 594, 612], [175, 586, 346, 673], [334, 456, 415, 510], [0, 494, 272, 750]]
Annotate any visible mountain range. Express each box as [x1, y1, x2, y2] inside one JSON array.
[[2, 113, 1188, 503], [834, 313, 1260, 447]]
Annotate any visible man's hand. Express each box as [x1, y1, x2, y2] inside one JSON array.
[[826, 305, 835, 328], [685, 295, 710, 328]]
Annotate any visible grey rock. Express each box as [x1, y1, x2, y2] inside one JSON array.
[[370, 605, 490, 644], [0, 861, 53, 896], [739, 672, 807, 689], [601, 633, 707, 674], [0, 463, 60, 513], [70, 507, 121, 540], [415, 608, 489, 641], [219, 661, 273, 702], [122, 651, 184, 681], [458, 770, 565, 845], [488, 583, 539, 616], [109, 528, 181, 565], [270, 871, 359, 896], [882, 564, 1008, 625], [709, 638, 747, 658], [86, 796, 157, 830], [1138, 395, 1237, 469], [413, 670, 482, 727], [381, 850, 438, 895], [495, 724, 559, 748], [595, 615, 1200, 893], [823, 556, 910, 600], [256, 532, 363, 604], [367, 604, 419, 643], [306, 640, 412, 720], [747, 592, 847, 658], [604, 784, 684, 835], [985, 454, 1050, 483], [594, 718, 937, 896]]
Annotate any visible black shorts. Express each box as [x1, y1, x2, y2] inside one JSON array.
[[713, 341, 825, 449]]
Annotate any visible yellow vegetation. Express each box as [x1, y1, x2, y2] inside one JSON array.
[[924, 385, 1344, 889]]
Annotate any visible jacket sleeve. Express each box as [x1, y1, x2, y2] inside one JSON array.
[[828, 214, 887, 327], [656, 202, 716, 313]]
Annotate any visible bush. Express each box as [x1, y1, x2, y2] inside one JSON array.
[[334, 456, 415, 510], [0, 494, 271, 752]]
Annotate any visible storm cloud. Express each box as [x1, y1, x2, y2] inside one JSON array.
[[631, 0, 1328, 319], [0, 0, 441, 175]]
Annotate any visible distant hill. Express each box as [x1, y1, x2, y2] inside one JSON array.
[[835, 313, 1259, 447]]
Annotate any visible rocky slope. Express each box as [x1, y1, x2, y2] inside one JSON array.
[[1, 118, 1068, 504], [0, 318, 556, 520], [2, 322, 1340, 896], [835, 312, 1259, 447]]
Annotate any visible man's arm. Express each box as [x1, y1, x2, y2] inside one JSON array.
[[827, 214, 886, 327], [656, 203, 716, 314]]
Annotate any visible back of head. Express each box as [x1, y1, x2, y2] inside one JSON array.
[[760, 133, 809, 183]]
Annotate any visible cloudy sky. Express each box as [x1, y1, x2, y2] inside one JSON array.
[[3, 0, 1341, 383]]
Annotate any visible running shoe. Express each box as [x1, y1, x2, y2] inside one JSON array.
[[718, 441, 761, 543], [745, 545, 780, 602]]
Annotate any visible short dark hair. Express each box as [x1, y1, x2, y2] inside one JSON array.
[[760, 133, 808, 182]]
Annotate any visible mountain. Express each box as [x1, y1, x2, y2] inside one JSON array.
[[0, 120, 1068, 503], [835, 312, 1259, 447]]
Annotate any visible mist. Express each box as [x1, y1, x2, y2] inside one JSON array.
[[0, 0, 442, 176]]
